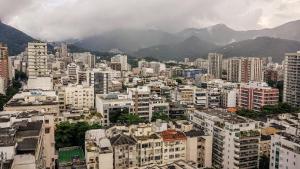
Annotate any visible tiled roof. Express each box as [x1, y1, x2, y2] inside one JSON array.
[[160, 129, 186, 142]]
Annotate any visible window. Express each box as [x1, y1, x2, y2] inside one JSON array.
[[45, 128, 50, 133]]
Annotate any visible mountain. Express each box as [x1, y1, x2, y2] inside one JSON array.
[[217, 37, 300, 62], [75, 29, 181, 53], [179, 20, 300, 45], [0, 21, 35, 55], [133, 36, 218, 60]]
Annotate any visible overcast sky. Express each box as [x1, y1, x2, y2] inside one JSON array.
[[1, 0, 300, 41]]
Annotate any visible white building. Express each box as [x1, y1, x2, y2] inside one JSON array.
[[4, 90, 59, 116], [270, 132, 300, 169], [27, 76, 53, 90], [72, 52, 95, 68], [283, 52, 300, 108], [190, 110, 260, 169], [111, 54, 128, 71], [95, 93, 133, 126]]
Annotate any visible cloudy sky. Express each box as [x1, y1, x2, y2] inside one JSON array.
[[1, 0, 300, 41]]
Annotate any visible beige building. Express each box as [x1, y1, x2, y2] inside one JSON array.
[[161, 130, 187, 164], [127, 86, 151, 121], [85, 129, 113, 169], [185, 130, 212, 168], [27, 42, 48, 78], [64, 84, 94, 110], [110, 134, 138, 169]]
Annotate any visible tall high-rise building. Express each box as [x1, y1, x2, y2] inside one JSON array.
[[111, 54, 128, 71], [60, 43, 68, 58], [0, 43, 9, 94], [208, 53, 223, 79], [27, 42, 48, 77], [89, 69, 111, 94], [227, 57, 263, 83], [283, 52, 300, 108], [190, 110, 260, 169], [227, 57, 242, 82]]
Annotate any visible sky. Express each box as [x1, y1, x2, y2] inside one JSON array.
[[1, 0, 300, 41]]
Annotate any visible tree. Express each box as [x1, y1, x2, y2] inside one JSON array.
[[151, 111, 169, 122], [119, 113, 142, 125], [55, 121, 102, 149]]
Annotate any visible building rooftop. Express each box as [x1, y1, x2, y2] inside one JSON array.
[[197, 109, 253, 124], [160, 129, 186, 142], [16, 138, 38, 153], [110, 134, 137, 146], [16, 121, 42, 138], [277, 132, 300, 145], [184, 129, 205, 137]]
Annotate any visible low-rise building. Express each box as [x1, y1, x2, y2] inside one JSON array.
[[4, 90, 59, 116]]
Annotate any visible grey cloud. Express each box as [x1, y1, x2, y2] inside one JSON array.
[[1, 0, 300, 41]]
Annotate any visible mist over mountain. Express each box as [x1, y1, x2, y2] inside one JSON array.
[[74, 29, 181, 53], [179, 20, 300, 45], [217, 37, 300, 62], [133, 36, 218, 60], [2, 19, 300, 62]]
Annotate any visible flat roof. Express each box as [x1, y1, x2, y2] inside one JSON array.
[[198, 109, 253, 124]]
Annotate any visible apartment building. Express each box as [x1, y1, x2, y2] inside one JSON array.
[[135, 131, 163, 166], [111, 54, 128, 71], [0, 111, 56, 169], [208, 53, 223, 79], [27, 42, 48, 78], [67, 63, 79, 84], [227, 57, 242, 83], [4, 90, 60, 116], [127, 86, 151, 121], [72, 52, 95, 68], [190, 110, 260, 169], [95, 93, 133, 126], [161, 130, 187, 164], [176, 86, 194, 106], [85, 129, 113, 169], [239, 81, 279, 111], [283, 52, 300, 108], [270, 132, 300, 169], [0, 43, 9, 94], [90, 69, 112, 94], [185, 130, 212, 168], [64, 84, 94, 110], [227, 57, 263, 83], [193, 87, 222, 109]]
